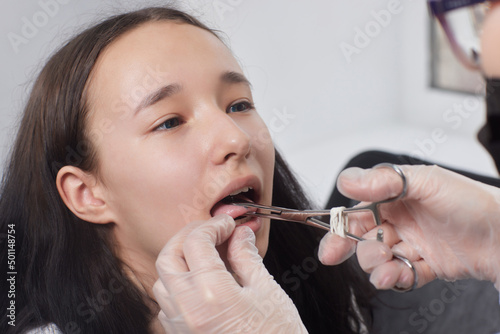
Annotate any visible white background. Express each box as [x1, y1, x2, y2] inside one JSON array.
[[1, 0, 497, 206]]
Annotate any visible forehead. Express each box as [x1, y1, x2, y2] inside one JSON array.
[[87, 21, 242, 108], [102, 20, 233, 64]]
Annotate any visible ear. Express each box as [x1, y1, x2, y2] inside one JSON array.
[[56, 166, 113, 224]]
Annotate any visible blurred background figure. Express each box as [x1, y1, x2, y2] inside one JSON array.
[[322, 1, 500, 333]]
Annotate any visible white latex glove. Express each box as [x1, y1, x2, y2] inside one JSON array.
[[153, 214, 307, 333], [318, 165, 500, 291]]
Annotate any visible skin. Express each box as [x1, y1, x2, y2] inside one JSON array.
[[56, 21, 275, 309], [481, 2, 500, 77]]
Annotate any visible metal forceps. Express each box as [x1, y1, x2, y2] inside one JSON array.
[[232, 163, 418, 292]]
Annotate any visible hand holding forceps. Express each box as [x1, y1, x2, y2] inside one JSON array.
[[231, 163, 418, 292]]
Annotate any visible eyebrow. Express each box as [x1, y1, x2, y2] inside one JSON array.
[[220, 71, 252, 88], [134, 83, 182, 115], [134, 71, 251, 115]]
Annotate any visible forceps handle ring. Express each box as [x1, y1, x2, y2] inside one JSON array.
[[343, 163, 408, 226], [308, 217, 418, 292], [391, 253, 419, 292], [362, 163, 417, 291], [373, 163, 408, 202]]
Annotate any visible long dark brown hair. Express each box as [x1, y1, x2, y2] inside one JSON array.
[[0, 7, 372, 333]]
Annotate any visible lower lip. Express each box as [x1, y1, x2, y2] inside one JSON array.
[[236, 216, 262, 233]]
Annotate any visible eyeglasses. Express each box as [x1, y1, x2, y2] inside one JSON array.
[[428, 0, 493, 71]]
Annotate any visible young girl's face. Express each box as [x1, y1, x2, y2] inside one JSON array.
[[86, 21, 275, 268]]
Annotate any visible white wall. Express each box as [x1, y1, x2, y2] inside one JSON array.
[[1, 0, 497, 206]]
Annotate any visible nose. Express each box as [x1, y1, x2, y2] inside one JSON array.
[[206, 111, 252, 165]]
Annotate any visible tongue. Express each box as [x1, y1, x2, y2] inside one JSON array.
[[211, 202, 249, 219]]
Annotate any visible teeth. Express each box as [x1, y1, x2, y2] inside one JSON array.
[[229, 186, 252, 196]]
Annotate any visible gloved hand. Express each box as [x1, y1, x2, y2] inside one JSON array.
[[318, 165, 500, 291], [153, 214, 307, 333]]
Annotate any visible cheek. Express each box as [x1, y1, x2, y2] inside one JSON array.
[[99, 125, 203, 204], [251, 119, 275, 158], [255, 221, 271, 258], [96, 133, 209, 253], [249, 120, 274, 258], [246, 116, 275, 174]]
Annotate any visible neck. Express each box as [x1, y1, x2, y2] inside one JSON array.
[[118, 248, 164, 332]]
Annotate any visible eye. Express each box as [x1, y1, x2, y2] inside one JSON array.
[[155, 117, 182, 131], [227, 100, 254, 114]]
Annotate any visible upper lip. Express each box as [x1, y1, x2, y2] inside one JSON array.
[[212, 175, 261, 209]]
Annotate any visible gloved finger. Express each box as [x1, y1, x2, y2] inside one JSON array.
[[318, 232, 356, 265], [391, 242, 422, 263], [157, 309, 190, 333], [358, 238, 436, 290], [337, 166, 407, 202], [183, 214, 236, 272], [346, 209, 388, 237], [157, 310, 168, 327], [413, 260, 439, 287], [369, 257, 436, 290], [357, 240, 393, 273], [369, 260, 403, 289], [152, 279, 178, 318], [157, 215, 237, 300], [319, 206, 389, 265], [393, 258, 421, 290], [155, 225, 201, 321], [226, 225, 270, 286], [362, 223, 401, 246], [154, 222, 210, 309], [156, 220, 206, 275], [357, 239, 423, 290], [155, 269, 240, 327], [157, 310, 174, 333]]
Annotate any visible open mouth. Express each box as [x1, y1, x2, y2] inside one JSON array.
[[210, 187, 257, 224], [225, 186, 255, 204]]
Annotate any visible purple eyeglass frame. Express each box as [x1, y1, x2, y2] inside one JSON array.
[[427, 0, 489, 70], [428, 0, 487, 15]]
